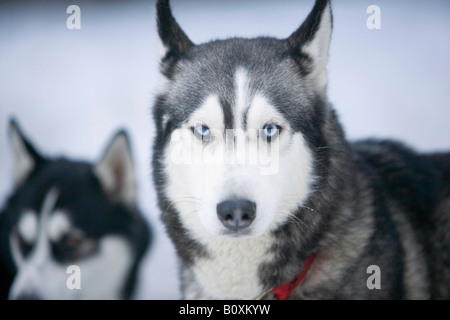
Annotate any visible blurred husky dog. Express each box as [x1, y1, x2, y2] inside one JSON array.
[[152, 0, 450, 299], [0, 119, 151, 300]]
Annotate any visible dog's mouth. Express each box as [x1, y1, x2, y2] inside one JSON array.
[[219, 227, 255, 238]]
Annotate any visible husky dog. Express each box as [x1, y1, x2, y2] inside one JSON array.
[[0, 119, 151, 300], [152, 0, 450, 299]]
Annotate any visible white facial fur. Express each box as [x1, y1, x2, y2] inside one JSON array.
[[163, 68, 315, 240], [47, 210, 71, 242], [9, 189, 132, 300], [17, 211, 38, 245]]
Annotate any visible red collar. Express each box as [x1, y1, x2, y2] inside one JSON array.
[[270, 253, 317, 300]]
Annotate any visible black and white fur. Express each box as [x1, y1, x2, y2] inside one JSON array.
[[0, 120, 151, 300], [152, 0, 450, 299]]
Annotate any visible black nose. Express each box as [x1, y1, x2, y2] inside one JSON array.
[[217, 199, 256, 232]]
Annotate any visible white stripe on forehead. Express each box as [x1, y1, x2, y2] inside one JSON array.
[[41, 188, 59, 220], [234, 68, 286, 131], [234, 68, 251, 129], [32, 188, 60, 264]]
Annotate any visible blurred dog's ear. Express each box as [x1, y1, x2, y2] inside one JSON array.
[[156, 0, 194, 76], [94, 130, 137, 207], [9, 118, 44, 188], [287, 0, 333, 93]]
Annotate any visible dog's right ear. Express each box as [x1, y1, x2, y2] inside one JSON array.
[[8, 119, 44, 188], [287, 0, 333, 94], [94, 130, 137, 208], [156, 0, 194, 75]]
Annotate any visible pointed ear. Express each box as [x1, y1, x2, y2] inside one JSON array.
[[94, 130, 137, 207], [287, 0, 333, 93], [8, 118, 43, 188], [156, 0, 194, 75]]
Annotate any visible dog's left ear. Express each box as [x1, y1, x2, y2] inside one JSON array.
[[94, 130, 137, 207], [8, 118, 45, 188], [287, 0, 333, 93], [156, 0, 194, 75]]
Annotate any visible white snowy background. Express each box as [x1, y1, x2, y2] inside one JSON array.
[[0, 0, 449, 299]]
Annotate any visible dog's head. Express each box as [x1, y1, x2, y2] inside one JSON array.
[[153, 0, 333, 239], [1, 120, 150, 299]]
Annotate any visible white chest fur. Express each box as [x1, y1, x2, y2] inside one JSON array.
[[191, 234, 274, 299]]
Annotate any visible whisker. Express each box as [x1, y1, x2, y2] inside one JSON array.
[[185, 209, 201, 217], [162, 197, 203, 215], [313, 159, 330, 170], [277, 200, 315, 212], [279, 211, 315, 233]]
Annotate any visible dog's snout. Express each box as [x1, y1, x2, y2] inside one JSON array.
[[217, 199, 256, 231]]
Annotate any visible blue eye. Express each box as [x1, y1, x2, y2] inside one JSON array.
[[193, 125, 211, 140], [263, 124, 281, 140]]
